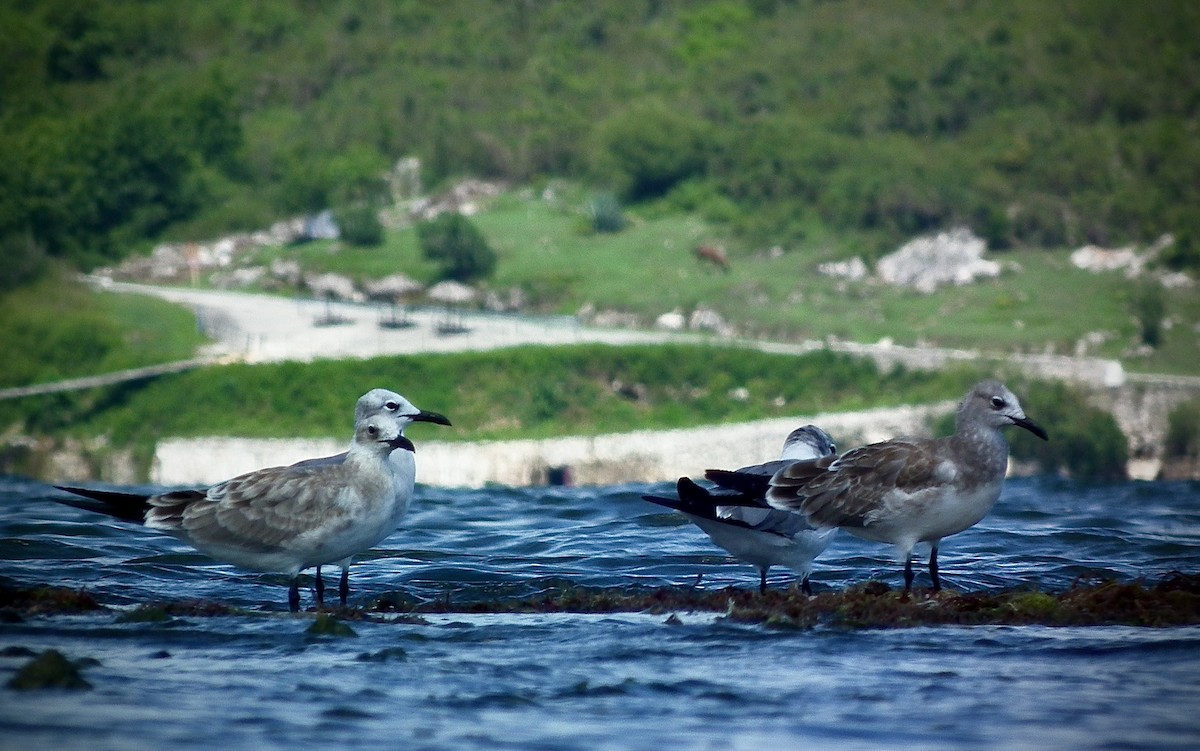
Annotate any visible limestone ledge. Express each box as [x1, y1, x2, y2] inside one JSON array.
[[152, 402, 960, 488]]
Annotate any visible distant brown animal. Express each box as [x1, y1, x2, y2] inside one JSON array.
[[694, 244, 730, 273]]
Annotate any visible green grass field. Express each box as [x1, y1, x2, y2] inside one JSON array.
[[235, 187, 1199, 375]]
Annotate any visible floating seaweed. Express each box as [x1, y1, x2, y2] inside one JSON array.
[[6, 649, 92, 691], [2, 575, 1198, 629]]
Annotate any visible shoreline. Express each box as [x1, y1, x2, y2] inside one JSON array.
[[151, 401, 960, 487]]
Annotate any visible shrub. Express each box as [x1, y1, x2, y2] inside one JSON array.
[[0, 232, 48, 293], [417, 213, 497, 282], [1008, 381, 1128, 481], [585, 193, 627, 234], [588, 99, 711, 201], [1165, 399, 1200, 460], [335, 204, 384, 247], [1131, 282, 1165, 348]]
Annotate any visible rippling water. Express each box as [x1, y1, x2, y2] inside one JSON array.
[[2, 475, 1199, 750]]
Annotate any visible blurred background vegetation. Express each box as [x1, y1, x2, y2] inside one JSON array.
[[2, 0, 1197, 482], [2, 0, 1198, 283]]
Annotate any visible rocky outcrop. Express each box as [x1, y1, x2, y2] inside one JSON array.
[[876, 227, 1000, 293], [817, 256, 868, 282]]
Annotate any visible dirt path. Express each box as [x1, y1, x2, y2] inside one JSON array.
[[96, 279, 702, 362]]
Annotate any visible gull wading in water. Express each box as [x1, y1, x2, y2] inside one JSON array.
[[289, 388, 451, 605], [55, 389, 451, 612], [740, 380, 1048, 594], [644, 425, 839, 594]]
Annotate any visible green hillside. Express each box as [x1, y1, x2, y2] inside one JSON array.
[[3, 0, 1199, 278]]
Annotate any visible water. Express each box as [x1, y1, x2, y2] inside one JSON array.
[[2, 475, 1199, 750]]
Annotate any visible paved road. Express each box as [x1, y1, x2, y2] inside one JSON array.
[[92, 280, 1132, 392], [96, 279, 710, 362]]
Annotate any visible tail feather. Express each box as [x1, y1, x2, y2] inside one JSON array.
[[703, 468, 771, 497], [642, 478, 720, 520], [54, 485, 152, 525]]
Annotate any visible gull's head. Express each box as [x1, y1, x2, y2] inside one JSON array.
[[780, 424, 837, 461], [355, 413, 415, 454], [355, 388, 452, 432], [961, 380, 1049, 441]]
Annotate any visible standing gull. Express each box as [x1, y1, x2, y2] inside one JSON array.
[[54, 389, 451, 612], [755, 380, 1047, 594], [289, 388, 451, 606], [643, 425, 838, 594]]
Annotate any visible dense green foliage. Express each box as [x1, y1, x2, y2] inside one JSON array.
[[1006, 381, 1129, 481], [1165, 398, 1200, 461], [417, 214, 497, 282], [0, 272, 208, 390], [3, 0, 1198, 275], [585, 193, 628, 234], [0, 346, 970, 448], [334, 203, 384, 247]]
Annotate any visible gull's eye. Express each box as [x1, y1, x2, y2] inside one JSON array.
[[829, 443, 836, 454], [385, 401, 399, 412], [367, 425, 378, 436], [990, 396, 1006, 409]]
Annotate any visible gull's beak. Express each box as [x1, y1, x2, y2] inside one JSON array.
[[1013, 415, 1049, 441], [387, 435, 417, 453], [411, 410, 451, 427]]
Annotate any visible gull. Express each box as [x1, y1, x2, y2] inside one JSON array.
[[643, 425, 838, 594], [55, 389, 451, 612], [288, 388, 451, 606], [755, 380, 1048, 594]]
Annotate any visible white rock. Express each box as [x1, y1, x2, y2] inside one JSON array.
[[655, 310, 686, 331], [876, 228, 999, 294], [1070, 245, 1144, 274], [818, 256, 868, 281], [688, 306, 732, 336]]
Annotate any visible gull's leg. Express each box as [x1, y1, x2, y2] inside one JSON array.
[[929, 546, 941, 592], [759, 568, 768, 594], [339, 566, 350, 607], [315, 566, 325, 609], [801, 574, 813, 596], [903, 556, 915, 594], [288, 578, 300, 613]]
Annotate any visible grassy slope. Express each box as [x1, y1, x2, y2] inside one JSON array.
[[236, 188, 1200, 375], [46, 346, 974, 445], [0, 271, 209, 390]]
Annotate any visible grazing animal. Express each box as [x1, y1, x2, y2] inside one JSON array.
[[694, 244, 731, 272]]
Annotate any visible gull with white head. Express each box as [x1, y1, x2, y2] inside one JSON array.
[[55, 389, 450, 612], [644, 425, 839, 594]]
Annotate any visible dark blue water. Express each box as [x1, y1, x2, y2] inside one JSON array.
[[2, 475, 1199, 750]]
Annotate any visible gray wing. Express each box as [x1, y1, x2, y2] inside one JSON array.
[[288, 451, 348, 469], [148, 464, 354, 553]]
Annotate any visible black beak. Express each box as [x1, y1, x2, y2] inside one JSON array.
[[1013, 416, 1049, 441], [411, 410, 451, 427], [387, 435, 416, 453]]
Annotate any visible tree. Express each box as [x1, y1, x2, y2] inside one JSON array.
[[417, 213, 496, 282]]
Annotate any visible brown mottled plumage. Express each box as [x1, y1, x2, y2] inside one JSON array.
[[764, 381, 1048, 593]]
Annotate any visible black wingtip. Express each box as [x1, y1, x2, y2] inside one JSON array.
[[53, 485, 152, 524], [641, 494, 684, 511]]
